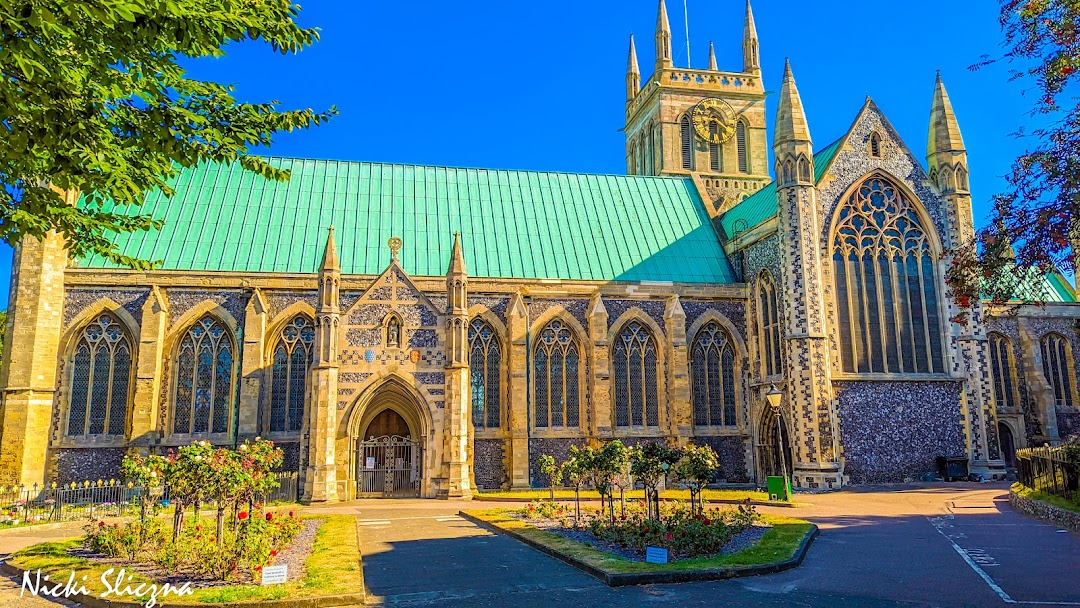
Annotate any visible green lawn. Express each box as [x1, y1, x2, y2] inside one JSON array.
[[464, 509, 814, 575], [1012, 482, 1080, 515], [8, 514, 364, 605]]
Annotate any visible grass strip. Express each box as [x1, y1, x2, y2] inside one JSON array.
[[1012, 482, 1080, 515]]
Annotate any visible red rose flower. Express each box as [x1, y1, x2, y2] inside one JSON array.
[[98, 521, 105, 527], [255, 566, 262, 572], [289, 511, 295, 518], [195, 525, 202, 531], [270, 550, 278, 557], [238, 511, 249, 520], [704, 518, 711, 525], [665, 533, 673, 541], [114, 523, 119, 528]]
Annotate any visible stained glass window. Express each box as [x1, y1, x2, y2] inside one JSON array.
[[613, 321, 659, 427], [172, 315, 235, 435], [758, 272, 782, 377], [534, 319, 580, 428], [469, 318, 501, 429], [1041, 333, 1075, 409], [691, 321, 738, 427], [270, 315, 314, 432], [66, 314, 132, 437], [988, 333, 1019, 411], [832, 176, 944, 374]]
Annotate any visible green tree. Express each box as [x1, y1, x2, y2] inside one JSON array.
[[0, 0, 335, 266], [947, 0, 1080, 313], [675, 444, 720, 516], [163, 440, 214, 542], [630, 441, 684, 522], [537, 454, 562, 502], [564, 445, 593, 521], [591, 440, 629, 524]]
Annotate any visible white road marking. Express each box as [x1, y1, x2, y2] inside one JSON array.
[[358, 519, 392, 526], [928, 516, 1080, 606], [435, 516, 461, 522]]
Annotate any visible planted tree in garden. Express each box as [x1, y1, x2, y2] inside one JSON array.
[[947, 0, 1080, 317], [563, 447, 591, 520], [0, 0, 335, 266], [164, 441, 214, 542], [235, 438, 284, 514], [675, 444, 720, 516], [537, 454, 562, 501], [630, 441, 685, 521], [119, 450, 167, 545], [591, 441, 629, 523]]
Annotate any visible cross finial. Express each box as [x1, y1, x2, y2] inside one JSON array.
[[388, 236, 402, 262]]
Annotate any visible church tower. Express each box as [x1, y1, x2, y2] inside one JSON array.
[[625, 0, 771, 216]]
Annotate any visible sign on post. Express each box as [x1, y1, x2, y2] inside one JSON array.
[[645, 547, 669, 564], [261, 565, 288, 585]]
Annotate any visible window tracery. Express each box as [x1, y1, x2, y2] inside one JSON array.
[[613, 320, 660, 427], [534, 319, 581, 428], [66, 313, 132, 437], [1041, 333, 1076, 409], [172, 314, 236, 435], [988, 332, 1019, 411], [469, 318, 501, 429], [758, 272, 782, 377], [270, 315, 314, 433], [690, 321, 738, 427]]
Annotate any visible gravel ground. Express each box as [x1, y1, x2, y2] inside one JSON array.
[[273, 518, 321, 582]]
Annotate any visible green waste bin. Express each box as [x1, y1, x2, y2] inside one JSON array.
[[766, 475, 791, 502]]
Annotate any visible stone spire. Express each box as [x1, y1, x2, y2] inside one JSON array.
[[774, 59, 812, 148], [447, 230, 467, 279], [743, 0, 760, 73], [446, 232, 469, 364], [320, 225, 339, 273], [655, 0, 672, 71], [707, 41, 718, 71], [627, 34, 641, 101], [928, 72, 966, 159]]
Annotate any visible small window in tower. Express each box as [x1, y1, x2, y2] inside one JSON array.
[[736, 120, 749, 173], [681, 115, 694, 170], [870, 132, 882, 158], [647, 125, 656, 174], [628, 145, 636, 175], [709, 123, 720, 171], [639, 132, 647, 175]]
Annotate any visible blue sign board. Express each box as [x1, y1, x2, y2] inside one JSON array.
[[645, 547, 669, 564]]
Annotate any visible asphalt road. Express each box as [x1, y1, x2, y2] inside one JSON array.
[[1, 483, 1078, 607]]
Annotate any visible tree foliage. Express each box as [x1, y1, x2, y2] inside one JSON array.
[[675, 444, 719, 516], [948, 0, 1080, 312], [630, 441, 684, 522], [0, 0, 335, 266]]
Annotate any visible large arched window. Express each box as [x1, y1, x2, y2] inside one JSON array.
[[613, 320, 660, 427], [736, 120, 749, 173], [469, 318, 501, 429], [172, 314, 236, 435], [832, 176, 944, 374], [758, 272, 782, 377], [690, 321, 738, 427], [534, 319, 581, 428], [988, 332, 1020, 411], [66, 313, 133, 437], [680, 114, 694, 170], [270, 315, 314, 433], [1041, 333, 1076, 409]]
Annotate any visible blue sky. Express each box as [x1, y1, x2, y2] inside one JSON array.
[[0, 0, 1043, 304]]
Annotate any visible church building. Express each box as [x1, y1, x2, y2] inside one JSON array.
[[1, 1, 1078, 500]]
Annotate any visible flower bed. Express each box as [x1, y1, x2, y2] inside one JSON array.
[[5, 513, 365, 606], [518, 499, 761, 561]]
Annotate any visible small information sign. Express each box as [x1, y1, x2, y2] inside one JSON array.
[[366, 456, 376, 470], [645, 547, 669, 564], [261, 565, 288, 585]]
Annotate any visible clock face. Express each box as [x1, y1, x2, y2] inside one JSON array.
[[691, 98, 737, 145]]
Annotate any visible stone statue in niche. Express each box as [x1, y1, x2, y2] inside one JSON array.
[[387, 316, 401, 348]]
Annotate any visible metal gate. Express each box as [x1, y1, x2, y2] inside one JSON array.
[[356, 435, 421, 498]]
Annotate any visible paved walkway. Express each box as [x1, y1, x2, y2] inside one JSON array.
[[2, 483, 1079, 606]]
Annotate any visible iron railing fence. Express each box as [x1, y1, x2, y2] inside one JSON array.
[[1015, 446, 1080, 501], [0, 470, 300, 526]]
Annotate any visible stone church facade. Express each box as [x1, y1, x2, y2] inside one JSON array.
[[1, 1, 1078, 500]]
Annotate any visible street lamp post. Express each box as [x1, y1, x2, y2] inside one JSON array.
[[765, 384, 790, 500]]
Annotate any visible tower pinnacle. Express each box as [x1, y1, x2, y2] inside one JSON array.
[[774, 59, 812, 148], [627, 34, 641, 100], [655, 0, 672, 71], [708, 41, 718, 71], [928, 72, 965, 157], [320, 226, 339, 272], [743, 0, 760, 73]]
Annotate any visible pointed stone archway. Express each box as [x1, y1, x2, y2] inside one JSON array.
[[754, 401, 793, 486], [342, 374, 434, 499]]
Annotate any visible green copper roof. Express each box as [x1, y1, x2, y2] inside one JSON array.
[[77, 159, 736, 283], [719, 138, 843, 240]]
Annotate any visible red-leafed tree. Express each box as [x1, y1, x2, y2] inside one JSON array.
[[946, 0, 1080, 314]]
